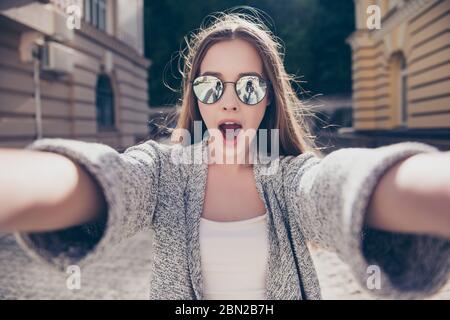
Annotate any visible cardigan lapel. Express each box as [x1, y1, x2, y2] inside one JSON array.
[[253, 159, 304, 300], [185, 139, 209, 299]]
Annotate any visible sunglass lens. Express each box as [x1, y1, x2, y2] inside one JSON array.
[[192, 76, 223, 104], [236, 76, 267, 105]]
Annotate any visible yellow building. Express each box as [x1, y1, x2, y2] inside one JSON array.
[[347, 0, 450, 131]]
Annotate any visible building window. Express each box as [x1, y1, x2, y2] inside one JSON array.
[[96, 74, 115, 131], [83, 0, 106, 31], [389, 52, 408, 127], [400, 54, 408, 126]]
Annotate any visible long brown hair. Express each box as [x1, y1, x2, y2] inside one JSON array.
[[172, 8, 319, 156]]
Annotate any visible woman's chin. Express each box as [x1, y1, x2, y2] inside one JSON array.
[[223, 137, 238, 149], [207, 138, 245, 164]]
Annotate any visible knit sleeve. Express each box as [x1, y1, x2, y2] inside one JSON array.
[[283, 142, 450, 299], [14, 138, 165, 271]]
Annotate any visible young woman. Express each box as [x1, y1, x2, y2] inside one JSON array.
[[0, 11, 449, 300]]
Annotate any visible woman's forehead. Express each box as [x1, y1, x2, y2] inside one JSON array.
[[199, 39, 263, 79]]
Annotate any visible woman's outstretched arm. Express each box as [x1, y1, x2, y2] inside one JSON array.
[[366, 151, 450, 239], [283, 141, 450, 299], [0, 138, 166, 270], [0, 148, 106, 233]]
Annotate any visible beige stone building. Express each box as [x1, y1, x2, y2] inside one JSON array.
[[0, 0, 150, 149], [347, 0, 450, 131]]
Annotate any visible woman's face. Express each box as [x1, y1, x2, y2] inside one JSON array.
[[197, 38, 270, 160]]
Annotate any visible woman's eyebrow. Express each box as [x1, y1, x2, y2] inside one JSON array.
[[201, 71, 263, 78]]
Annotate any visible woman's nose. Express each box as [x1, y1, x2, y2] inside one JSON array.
[[222, 104, 238, 111], [221, 83, 240, 111]]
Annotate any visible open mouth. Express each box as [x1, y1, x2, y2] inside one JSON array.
[[218, 122, 242, 144]]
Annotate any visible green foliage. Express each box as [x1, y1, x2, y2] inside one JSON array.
[[143, 0, 355, 106]]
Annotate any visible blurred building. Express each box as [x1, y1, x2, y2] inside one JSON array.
[[345, 0, 450, 149], [0, 0, 150, 149]]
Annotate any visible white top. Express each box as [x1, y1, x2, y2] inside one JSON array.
[[199, 212, 269, 300]]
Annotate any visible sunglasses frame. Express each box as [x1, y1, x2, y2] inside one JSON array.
[[191, 74, 271, 106]]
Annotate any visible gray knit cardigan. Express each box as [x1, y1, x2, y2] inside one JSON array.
[[14, 138, 450, 300]]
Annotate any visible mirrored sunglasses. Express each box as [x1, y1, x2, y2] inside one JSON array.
[[191, 75, 269, 105]]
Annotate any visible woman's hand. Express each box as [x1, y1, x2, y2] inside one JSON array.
[[365, 151, 450, 239]]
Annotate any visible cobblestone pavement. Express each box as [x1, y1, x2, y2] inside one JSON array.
[[0, 232, 448, 300]]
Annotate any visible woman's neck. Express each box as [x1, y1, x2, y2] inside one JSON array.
[[208, 162, 253, 174]]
